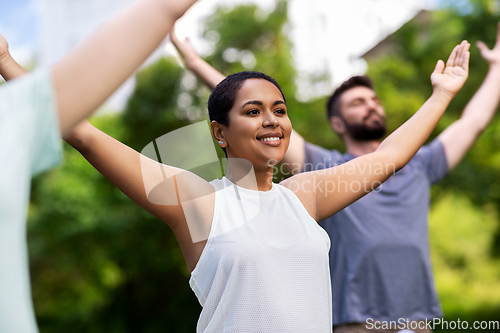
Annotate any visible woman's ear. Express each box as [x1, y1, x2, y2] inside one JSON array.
[[211, 120, 226, 148]]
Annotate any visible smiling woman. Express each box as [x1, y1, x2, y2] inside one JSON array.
[[209, 72, 291, 178], [64, 39, 469, 331]]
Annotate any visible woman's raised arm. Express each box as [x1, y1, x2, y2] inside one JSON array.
[[283, 41, 470, 222], [65, 121, 215, 270]]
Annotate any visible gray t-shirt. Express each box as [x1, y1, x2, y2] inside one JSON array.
[[303, 139, 448, 326]]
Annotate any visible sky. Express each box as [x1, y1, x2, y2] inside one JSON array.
[[1, 0, 439, 65], [0, 0, 38, 65], [0, 0, 439, 100], [0, 0, 274, 66]]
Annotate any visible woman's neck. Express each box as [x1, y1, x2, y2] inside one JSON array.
[[225, 159, 274, 191]]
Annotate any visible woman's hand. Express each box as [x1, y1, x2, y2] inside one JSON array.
[[431, 40, 470, 99]]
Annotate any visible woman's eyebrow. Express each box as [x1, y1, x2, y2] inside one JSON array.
[[241, 100, 263, 108], [241, 100, 286, 108]]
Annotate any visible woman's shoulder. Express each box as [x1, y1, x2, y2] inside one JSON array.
[[208, 177, 225, 191]]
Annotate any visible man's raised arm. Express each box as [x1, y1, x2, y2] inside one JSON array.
[[439, 22, 500, 170], [170, 29, 226, 90], [170, 28, 307, 174]]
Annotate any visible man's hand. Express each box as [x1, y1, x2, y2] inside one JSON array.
[[438, 25, 500, 171], [169, 26, 225, 90], [431, 40, 470, 99], [477, 22, 500, 65], [170, 28, 200, 70]]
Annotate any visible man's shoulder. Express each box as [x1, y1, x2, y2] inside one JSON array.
[[303, 141, 344, 171], [401, 139, 448, 184], [413, 139, 446, 164]]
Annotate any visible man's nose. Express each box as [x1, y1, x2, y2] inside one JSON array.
[[366, 99, 378, 110]]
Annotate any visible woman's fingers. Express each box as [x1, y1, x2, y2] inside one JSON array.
[[446, 44, 459, 68], [457, 41, 470, 70], [446, 41, 469, 69], [462, 48, 470, 72], [434, 59, 445, 74]]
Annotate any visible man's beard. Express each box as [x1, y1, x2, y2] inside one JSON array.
[[342, 114, 386, 141]]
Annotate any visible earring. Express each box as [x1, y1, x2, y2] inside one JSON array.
[[218, 140, 224, 144]]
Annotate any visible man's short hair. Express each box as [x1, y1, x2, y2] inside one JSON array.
[[326, 75, 374, 119]]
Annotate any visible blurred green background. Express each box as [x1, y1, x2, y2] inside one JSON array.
[[29, 0, 500, 331]]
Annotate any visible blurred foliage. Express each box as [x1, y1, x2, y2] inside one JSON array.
[[28, 0, 500, 331], [429, 194, 500, 332], [204, 1, 296, 96]]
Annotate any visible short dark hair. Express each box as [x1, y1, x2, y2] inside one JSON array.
[[326, 75, 374, 119], [208, 71, 286, 127]]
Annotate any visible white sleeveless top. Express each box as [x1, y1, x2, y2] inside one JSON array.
[[190, 177, 332, 332]]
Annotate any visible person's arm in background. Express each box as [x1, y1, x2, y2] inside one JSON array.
[[0, 17, 212, 277], [439, 22, 500, 170], [0, 0, 197, 137], [284, 41, 470, 222], [282, 130, 306, 173], [0, 33, 28, 80], [53, 0, 197, 137], [170, 28, 307, 174], [170, 29, 225, 89]]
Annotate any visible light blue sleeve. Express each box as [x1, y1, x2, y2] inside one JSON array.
[[0, 69, 62, 175], [27, 70, 63, 175], [0, 69, 62, 333]]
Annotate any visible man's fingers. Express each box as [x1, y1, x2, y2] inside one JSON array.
[[170, 27, 180, 45], [476, 40, 488, 52]]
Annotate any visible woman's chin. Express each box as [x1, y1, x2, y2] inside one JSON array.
[[260, 151, 285, 168]]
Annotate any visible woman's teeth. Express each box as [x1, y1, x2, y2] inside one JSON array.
[[259, 137, 281, 142]]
